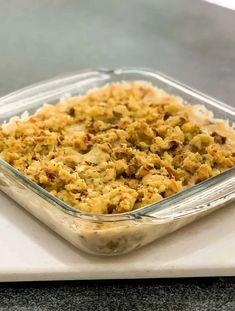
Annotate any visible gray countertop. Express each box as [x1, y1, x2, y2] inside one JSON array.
[[0, 278, 235, 311], [0, 0, 235, 310]]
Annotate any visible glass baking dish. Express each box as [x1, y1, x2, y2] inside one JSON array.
[[0, 68, 234, 256]]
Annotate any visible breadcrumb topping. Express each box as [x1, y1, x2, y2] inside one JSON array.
[[0, 82, 234, 214]]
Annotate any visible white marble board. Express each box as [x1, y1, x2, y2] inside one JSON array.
[[0, 191, 235, 282]]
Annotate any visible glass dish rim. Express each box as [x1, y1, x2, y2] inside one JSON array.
[[0, 67, 234, 222]]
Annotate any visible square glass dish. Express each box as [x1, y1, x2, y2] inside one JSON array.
[[0, 68, 234, 256]]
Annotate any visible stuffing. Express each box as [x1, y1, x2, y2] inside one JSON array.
[[0, 83, 234, 214]]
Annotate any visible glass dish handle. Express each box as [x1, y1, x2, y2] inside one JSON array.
[[147, 170, 235, 220], [0, 70, 110, 120]]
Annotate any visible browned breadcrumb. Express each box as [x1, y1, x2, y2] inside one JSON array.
[[0, 82, 234, 214]]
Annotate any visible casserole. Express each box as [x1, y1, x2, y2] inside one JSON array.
[[0, 68, 234, 256]]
